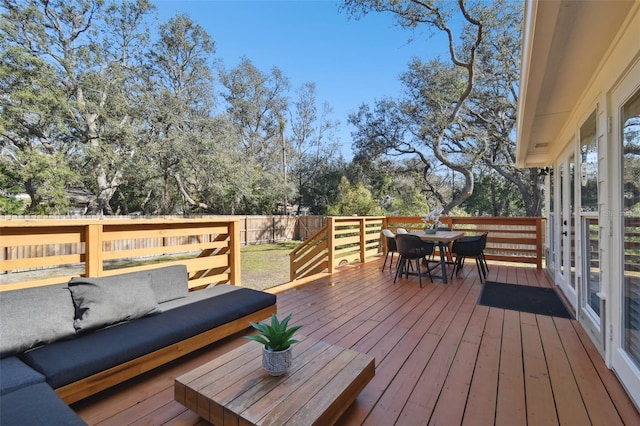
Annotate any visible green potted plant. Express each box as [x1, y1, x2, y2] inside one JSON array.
[[246, 313, 303, 376]]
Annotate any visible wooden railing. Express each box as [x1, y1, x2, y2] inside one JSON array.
[[289, 224, 330, 281], [0, 218, 241, 291], [289, 216, 385, 281], [289, 216, 545, 281], [0, 214, 327, 246], [1, 215, 545, 288], [384, 216, 545, 269]]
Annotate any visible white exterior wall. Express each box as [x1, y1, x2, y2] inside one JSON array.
[[543, 4, 640, 407]]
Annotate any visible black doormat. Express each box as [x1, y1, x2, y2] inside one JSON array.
[[478, 281, 573, 319]]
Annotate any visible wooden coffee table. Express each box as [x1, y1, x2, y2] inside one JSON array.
[[174, 335, 375, 425]]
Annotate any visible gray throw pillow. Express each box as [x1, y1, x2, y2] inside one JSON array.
[[147, 265, 188, 303], [0, 285, 76, 357], [69, 275, 161, 332]]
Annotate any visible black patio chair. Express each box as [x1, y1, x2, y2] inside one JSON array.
[[450, 232, 488, 281], [394, 233, 434, 288], [479, 232, 489, 274], [381, 229, 398, 271]]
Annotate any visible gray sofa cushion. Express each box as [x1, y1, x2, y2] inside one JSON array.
[[159, 284, 239, 311], [0, 357, 45, 396], [0, 382, 86, 426], [21, 287, 276, 389], [0, 284, 76, 357], [69, 274, 161, 332], [147, 264, 188, 303]]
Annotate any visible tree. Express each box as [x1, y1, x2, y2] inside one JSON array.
[[0, 1, 355, 217], [327, 176, 382, 216], [0, 9, 81, 213], [345, 0, 483, 215], [0, 0, 156, 214], [219, 58, 289, 168], [138, 13, 217, 214], [218, 58, 292, 214], [288, 82, 341, 214], [345, 0, 543, 216], [462, 169, 524, 216]]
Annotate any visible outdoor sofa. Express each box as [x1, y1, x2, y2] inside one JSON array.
[[0, 265, 276, 425]]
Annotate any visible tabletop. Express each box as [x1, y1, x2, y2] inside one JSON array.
[[174, 334, 375, 425], [412, 230, 465, 243]]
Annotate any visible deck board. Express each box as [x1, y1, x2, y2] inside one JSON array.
[[427, 304, 488, 426], [521, 312, 558, 425], [554, 318, 624, 425], [72, 259, 640, 425], [462, 306, 502, 426], [571, 320, 640, 425], [495, 309, 526, 426], [537, 314, 591, 426]]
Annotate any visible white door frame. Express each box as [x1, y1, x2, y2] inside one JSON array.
[[576, 109, 604, 354], [609, 59, 640, 409], [555, 146, 578, 309]]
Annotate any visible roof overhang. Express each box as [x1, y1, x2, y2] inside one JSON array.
[[516, 0, 634, 168]]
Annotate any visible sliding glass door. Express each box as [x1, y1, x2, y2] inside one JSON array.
[[612, 72, 640, 403], [556, 147, 577, 309], [578, 111, 602, 349], [621, 90, 640, 375]]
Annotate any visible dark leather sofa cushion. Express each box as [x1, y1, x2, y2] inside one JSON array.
[[0, 382, 87, 426], [0, 356, 45, 396], [21, 288, 276, 389]]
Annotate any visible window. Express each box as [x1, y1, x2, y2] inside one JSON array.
[[622, 89, 640, 369]]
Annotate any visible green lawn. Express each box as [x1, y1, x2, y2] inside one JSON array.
[[240, 241, 299, 290]]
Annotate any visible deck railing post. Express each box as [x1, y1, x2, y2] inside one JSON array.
[[442, 216, 453, 230], [229, 220, 241, 285], [380, 217, 387, 254], [327, 217, 335, 273], [535, 217, 543, 269], [85, 223, 104, 277], [244, 216, 248, 246], [360, 218, 366, 264]]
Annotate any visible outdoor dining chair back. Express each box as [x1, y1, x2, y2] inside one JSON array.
[[381, 229, 398, 271], [450, 232, 488, 281], [394, 233, 435, 288]]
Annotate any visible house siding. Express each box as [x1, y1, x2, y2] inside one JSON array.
[[520, 1, 640, 410]]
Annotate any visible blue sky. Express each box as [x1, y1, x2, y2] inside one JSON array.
[[153, 0, 446, 158]]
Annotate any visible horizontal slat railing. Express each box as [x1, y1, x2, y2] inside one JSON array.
[[384, 216, 545, 269], [0, 218, 241, 291], [290, 216, 545, 281], [0, 214, 328, 247], [289, 224, 330, 281], [2, 215, 546, 287], [289, 217, 385, 281]]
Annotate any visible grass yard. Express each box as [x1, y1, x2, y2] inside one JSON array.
[[240, 241, 299, 290]]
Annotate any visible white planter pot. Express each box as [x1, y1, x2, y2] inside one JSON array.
[[262, 346, 292, 376]]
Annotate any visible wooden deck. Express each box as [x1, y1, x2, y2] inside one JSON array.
[[73, 259, 640, 425]]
